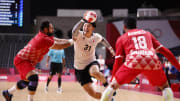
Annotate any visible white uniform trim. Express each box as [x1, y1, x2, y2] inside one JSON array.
[[155, 45, 163, 51], [115, 55, 123, 59], [49, 41, 56, 49]]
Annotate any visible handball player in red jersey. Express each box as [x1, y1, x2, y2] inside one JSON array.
[[100, 17, 180, 101], [2, 21, 73, 101]]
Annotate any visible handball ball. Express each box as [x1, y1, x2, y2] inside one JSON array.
[[83, 11, 97, 23]]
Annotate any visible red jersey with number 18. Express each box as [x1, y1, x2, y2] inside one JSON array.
[[115, 29, 162, 70]]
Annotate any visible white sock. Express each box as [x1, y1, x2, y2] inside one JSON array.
[[162, 88, 174, 101], [8, 85, 16, 94], [100, 86, 115, 101], [28, 94, 34, 101]]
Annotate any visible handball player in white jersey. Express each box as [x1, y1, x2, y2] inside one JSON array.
[[72, 11, 115, 99]]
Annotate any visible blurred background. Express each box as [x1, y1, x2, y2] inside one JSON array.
[[0, 0, 180, 96]]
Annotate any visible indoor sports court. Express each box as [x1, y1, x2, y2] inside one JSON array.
[[0, 80, 180, 101], [0, 0, 180, 101], [0, 73, 180, 101]]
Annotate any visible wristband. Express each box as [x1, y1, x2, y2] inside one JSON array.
[[82, 19, 88, 23]]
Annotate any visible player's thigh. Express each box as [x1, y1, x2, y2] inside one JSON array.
[[143, 69, 167, 86], [57, 64, 63, 77], [115, 65, 141, 85], [50, 63, 56, 75], [75, 69, 92, 86], [14, 57, 34, 80], [89, 65, 100, 76], [15, 62, 34, 80], [57, 63, 63, 74]]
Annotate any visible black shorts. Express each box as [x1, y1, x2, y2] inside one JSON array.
[[75, 61, 100, 86], [49, 62, 63, 75]]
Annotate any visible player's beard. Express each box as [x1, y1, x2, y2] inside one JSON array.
[[47, 32, 53, 36]]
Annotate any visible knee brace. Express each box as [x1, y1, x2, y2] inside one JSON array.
[[27, 74, 39, 91], [17, 80, 29, 89]]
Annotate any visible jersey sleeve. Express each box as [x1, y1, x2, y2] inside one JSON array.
[[158, 47, 180, 71], [112, 37, 125, 78], [43, 36, 55, 48], [151, 34, 163, 51], [115, 37, 125, 58]]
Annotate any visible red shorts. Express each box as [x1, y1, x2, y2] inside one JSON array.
[[14, 56, 35, 80], [115, 65, 167, 86]]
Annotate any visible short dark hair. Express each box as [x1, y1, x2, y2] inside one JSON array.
[[40, 21, 50, 31], [123, 17, 136, 29], [90, 22, 96, 28]]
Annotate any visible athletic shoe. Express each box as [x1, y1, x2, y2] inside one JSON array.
[[111, 97, 114, 101], [45, 86, 48, 93], [57, 88, 62, 94], [100, 90, 113, 101], [2, 90, 13, 101]]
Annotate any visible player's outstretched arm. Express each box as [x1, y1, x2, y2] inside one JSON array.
[[100, 37, 115, 56], [54, 37, 70, 42], [72, 19, 85, 41], [50, 39, 73, 50], [158, 46, 180, 70], [151, 33, 180, 70], [111, 56, 124, 81]]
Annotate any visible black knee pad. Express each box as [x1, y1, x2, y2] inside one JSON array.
[[17, 80, 29, 89], [27, 74, 39, 91], [28, 74, 38, 81]]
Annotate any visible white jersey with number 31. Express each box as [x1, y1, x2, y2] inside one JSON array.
[[74, 31, 102, 70]]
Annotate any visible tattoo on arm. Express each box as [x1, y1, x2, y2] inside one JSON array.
[[72, 19, 85, 39], [100, 37, 111, 48], [101, 37, 116, 56]]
